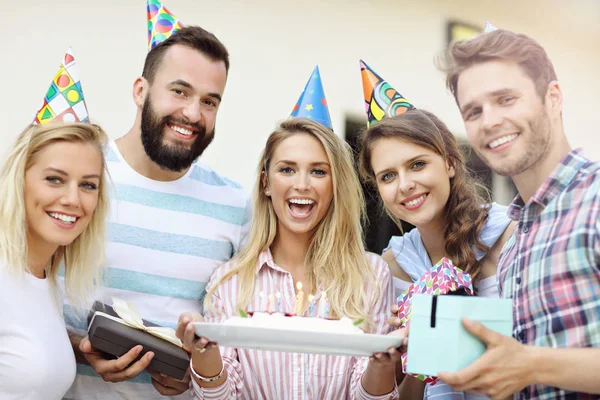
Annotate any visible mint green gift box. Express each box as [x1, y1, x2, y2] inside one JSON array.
[[406, 294, 513, 377]]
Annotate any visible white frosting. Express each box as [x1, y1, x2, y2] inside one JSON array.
[[224, 312, 364, 334]]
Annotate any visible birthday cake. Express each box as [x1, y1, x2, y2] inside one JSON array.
[[224, 312, 364, 334]]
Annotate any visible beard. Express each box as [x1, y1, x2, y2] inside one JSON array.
[[478, 108, 551, 177], [140, 96, 214, 172]]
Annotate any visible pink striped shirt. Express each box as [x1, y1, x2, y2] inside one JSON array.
[[191, 248, 398, 400]]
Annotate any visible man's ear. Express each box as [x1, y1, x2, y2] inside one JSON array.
[[261, 171, 270, 196], [133, 77, 147, 108], [546, 81, 563, 120]]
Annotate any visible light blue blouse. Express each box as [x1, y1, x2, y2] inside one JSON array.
[[385, 203, 511, 400]]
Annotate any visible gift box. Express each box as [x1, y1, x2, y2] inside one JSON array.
[[397, 257, 474, 384], [405, 294, 513, 378], [396, 258, 474, 326], [87, 300, 189, 380]]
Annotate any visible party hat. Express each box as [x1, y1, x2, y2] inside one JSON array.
[[484, 21, 498, 32], [290, 66, 332, 129], [360, 60, 415, 126], [34, 48, 89, 125], [147, 0, 184, 51]]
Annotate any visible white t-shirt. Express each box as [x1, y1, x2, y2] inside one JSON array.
[[0, 265, 76, 399]]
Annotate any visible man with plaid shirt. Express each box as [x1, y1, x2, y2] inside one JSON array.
[[436, 29, 600, 399]]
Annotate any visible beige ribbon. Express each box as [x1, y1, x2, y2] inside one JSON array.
[[111, 297, 183, 348]]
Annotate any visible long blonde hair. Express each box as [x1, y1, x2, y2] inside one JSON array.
[[206, 118, 378, 329], [0, 122, 109, 309]]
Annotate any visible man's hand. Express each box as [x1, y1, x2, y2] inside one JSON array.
[[438, 318, 534, 400], [150, 370, 190, 396], [79, 336, 154, 383]]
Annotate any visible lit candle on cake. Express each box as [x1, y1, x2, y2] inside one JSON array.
[[294, 282, 304, 316], [268, 293, 275, 313], [275, 292, 282, 313], [259, 291, 265, 311], [308, 294, 315, 317]]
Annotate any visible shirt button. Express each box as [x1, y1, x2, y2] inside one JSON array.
[[516, 277, 521, 284], [522, 225, 529, 233]]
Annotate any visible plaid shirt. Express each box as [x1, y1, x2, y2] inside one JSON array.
[[498, 148, 600, 400]]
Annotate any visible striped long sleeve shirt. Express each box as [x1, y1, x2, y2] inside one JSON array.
[[191, 249, 399, 400]]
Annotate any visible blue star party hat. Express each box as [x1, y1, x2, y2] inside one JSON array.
[[290, 66, 332, 129]]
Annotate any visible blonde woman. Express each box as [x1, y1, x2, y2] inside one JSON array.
[[176, 118, 401, 399], [0, 122, 109, 400]]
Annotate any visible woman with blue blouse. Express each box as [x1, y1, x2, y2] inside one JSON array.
[[359, 109, 515, 400]]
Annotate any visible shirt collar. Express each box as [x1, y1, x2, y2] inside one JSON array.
[[256, 247, 289, 274], [507, 148, 587, 221]]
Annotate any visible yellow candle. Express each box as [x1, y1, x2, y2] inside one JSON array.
[[294, 282, 304, 316], [268, 293, 275, 313]]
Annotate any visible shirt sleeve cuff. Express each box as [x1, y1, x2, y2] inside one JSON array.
[[356, 381, 399, 400], [190, 377, 231, 400]]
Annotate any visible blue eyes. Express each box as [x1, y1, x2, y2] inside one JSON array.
[[379, 161, 426, 183], [45, 176, 98, 191]]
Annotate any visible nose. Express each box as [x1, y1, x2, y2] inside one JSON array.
[[293, 171, 311, 191], [60, 183, 81, 209], [480, 105, 503, 133], [181, 100, 202, 124], [397, 173, 415, 195]]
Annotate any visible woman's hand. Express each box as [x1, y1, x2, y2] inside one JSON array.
[[176, 312, 226, 387], [362, 327, 407, 396], [370, 327, 407, 367], [388, 304, 404, 328], [388, 304, 409, 350], [176, 312, 217, 354]]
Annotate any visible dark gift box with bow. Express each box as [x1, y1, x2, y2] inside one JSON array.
[[87, 299, 189, 380]]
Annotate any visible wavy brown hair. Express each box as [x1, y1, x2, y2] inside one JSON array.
[[359, 109, 490, 282]]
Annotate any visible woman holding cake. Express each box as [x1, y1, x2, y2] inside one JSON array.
[[357, 67, 514, 400], [0, 121, 109, 399], [176, 117, 401, 399]]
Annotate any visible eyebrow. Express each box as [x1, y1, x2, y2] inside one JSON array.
[[460, 88, 515, 115], [169, 79, 222, 103], [43, 167, 100, 180], [276, 160, 330, 167]]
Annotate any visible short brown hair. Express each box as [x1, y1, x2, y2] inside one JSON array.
[[142, 26, 230, 83], [439, 29, 557, 103]]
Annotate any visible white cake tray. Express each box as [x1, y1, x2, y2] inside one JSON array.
[[193, 322, 402, 356]]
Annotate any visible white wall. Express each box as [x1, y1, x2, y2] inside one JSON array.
[[3, 0, 599, 192]]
